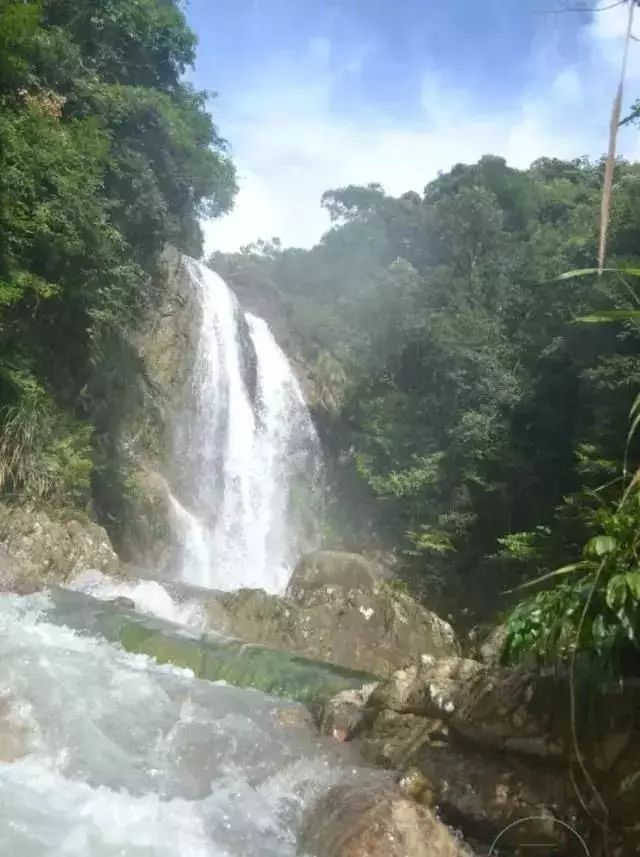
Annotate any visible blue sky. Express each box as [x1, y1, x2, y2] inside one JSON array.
[[184, 0, 640, 250]]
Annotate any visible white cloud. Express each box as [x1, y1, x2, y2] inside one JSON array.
[[203, 14, 640, 253]]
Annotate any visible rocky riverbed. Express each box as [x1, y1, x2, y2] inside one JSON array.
[[2, 505, 639, 856]]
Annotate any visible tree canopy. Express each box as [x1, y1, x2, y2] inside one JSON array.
[[0, 0, 236, 508], [2, 0, 640, 674], [211, 154, 640, 672]]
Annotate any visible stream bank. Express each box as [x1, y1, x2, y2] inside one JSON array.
[[2, 509, 639, 855]]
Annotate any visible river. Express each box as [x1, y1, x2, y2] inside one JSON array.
[[0, 587, 363, 856]]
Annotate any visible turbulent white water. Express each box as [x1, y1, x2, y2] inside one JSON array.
[[69, 569, 207, 629], [0, 591, 358, 857], [170, 259, 321, 593]]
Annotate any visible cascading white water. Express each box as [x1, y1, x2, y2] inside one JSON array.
[[0, 590, 360, 857], [169, 259, 321, 593]]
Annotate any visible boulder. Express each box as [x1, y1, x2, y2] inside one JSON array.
[[205, 588, 297, 649], [319, 682, 378, 742], [476, 623, 508, 665], [360, 657, 640, 855], [368, 655, 566, 757], [298, 781, 471, 857], [361, 709, 449, 769], [369, 656, 640, 764], [414, 743, 571, 851], [286, 551, 382, 604], [396, 767, 435, 806], [203, 573, 459, 677], [107, 596, 136, 610], [0, 546, 37, 595], [0, 504, 118, 593], [360, 710, 569, 850], [368, 657, 482, 714], [45, 586, 376, 709]]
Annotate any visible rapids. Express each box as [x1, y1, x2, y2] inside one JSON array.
[[0, 590, 362, 857]]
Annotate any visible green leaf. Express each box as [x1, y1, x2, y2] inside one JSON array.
[[576, 310, 640, 323], [625, 398, 640, 476], [555, 268, 600, 280], [626, 410, 640, 452], [625, 571, 640, 601], [606, 574, 628, 611], [617, 607, 637, 644], [591, 614, 607, 648], [503, 562, 592, 594], [584, 535, 617, 558], [556, 267, 640, 280]]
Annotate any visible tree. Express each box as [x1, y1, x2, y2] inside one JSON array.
[[211, 157, 640, 628], [0, 0, 236, 509]]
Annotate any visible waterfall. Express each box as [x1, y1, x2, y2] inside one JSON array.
[[169, 258, 321, 593]]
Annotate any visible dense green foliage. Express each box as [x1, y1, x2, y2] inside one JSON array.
[[211, 156, 640, 667], [2, 0, 638, 672], [0, 0, 236, 511], [502, 274, 640, 674]]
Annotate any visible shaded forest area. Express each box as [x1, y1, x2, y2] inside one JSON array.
[[212, 156, 640, 673]]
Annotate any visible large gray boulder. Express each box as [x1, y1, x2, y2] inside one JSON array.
[[319, 682, 379, 742], [0, 504, 118, 593], [367, 655, 565, 756], [368, 655, 640, 764], [286, 550, 381, 603], [202, 552, 459, 676], [298, 781, 471, 857]]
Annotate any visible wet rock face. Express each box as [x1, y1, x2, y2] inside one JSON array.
[[319, 683, 378, 742], [286, 551, 382, 603], [0, 546, 36, 595], [202, 552, 459, 676], [368, 656, 640, 766], [360, 709, 449, 769], [367, 655, 568, 757], [113, 247, 200, 566], [298, 782, 471, 857], [0, 504, 118, 593], [135, 248, 199, 420], [118, 464, 174, 570], [361, 714, 570, 848], [353, 656, 640, 855]]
